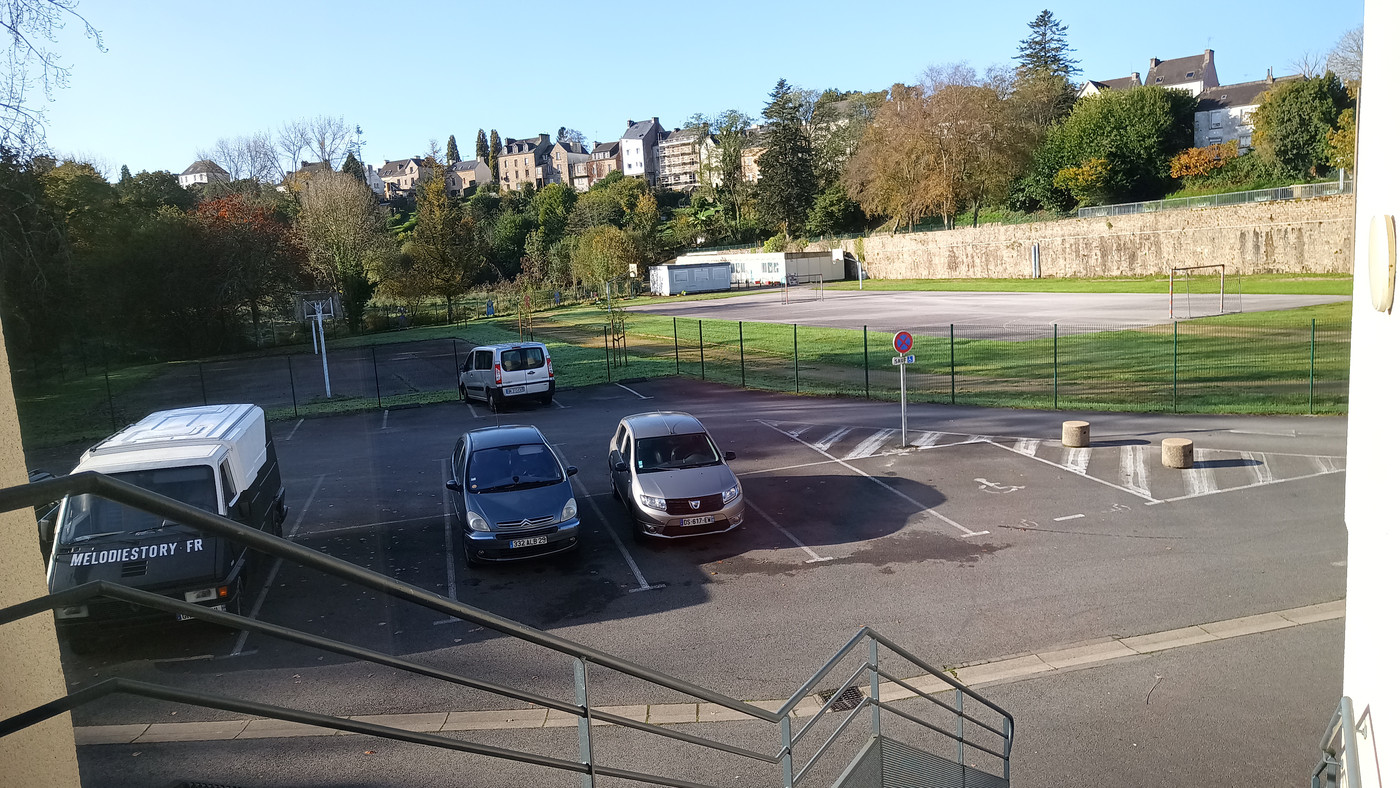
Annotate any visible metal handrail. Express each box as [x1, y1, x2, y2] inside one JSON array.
[[792, 661, 869, 745], [872, 666, 1006, 739], [1312, 696, 1361, 788], [1, 472, 1014, 786]]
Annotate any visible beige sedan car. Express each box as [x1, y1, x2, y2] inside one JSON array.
[[608, 411, 744, 541]]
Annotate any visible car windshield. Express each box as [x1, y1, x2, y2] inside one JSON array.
[[468, 443, 563, 493], [57, 465, 218, 544], [635, 433, 721, 472], [500, 347, 545, 372]]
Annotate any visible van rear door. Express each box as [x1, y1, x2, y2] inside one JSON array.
[[499, 346, 548, 395]]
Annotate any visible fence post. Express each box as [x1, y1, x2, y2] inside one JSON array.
[[863, 326, 870, 399], [1053, 325, 1058, 409], [949, 324, 956, 405], [102, 344, 117, 432], [699, 319, 705, 381], [739, 321, 745, 388], [198, 361, 208, 406], [604, 326, 611, 383], [1172, 321, 1179, 413], [793, 323, 799, 393], [1309, 318, 1316, 414], [673, 316, 680, 375], [371, 345, 382, 408], [287, 355, 298, 418], [452, 338, 459, 376]]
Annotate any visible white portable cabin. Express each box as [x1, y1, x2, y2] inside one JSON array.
[[75, 404, 269, 503], [673, 250, 847, 288], [649, 261, 733, 296]]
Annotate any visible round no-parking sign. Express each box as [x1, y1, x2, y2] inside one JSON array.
[[893, 331, 914, 354]]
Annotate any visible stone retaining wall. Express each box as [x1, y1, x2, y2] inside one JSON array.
[[818, 195, 1354, 279]]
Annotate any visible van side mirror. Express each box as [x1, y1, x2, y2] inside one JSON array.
[[724, 451, 737, 461], [613, 462, 627, 473], [445, 480, 463, 492], [38, 517, 55, 559], [229, 493, 251, 520], [566, 466, 578, 477]]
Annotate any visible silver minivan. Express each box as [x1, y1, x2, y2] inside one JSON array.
[[608, 411, 744, 541], [458, 342, 555, 411]]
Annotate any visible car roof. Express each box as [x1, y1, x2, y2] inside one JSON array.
[[465, 424, 546, 450], [622, 411, 708, 439], [470, 342, 549, 352]]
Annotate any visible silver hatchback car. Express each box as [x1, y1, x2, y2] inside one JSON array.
[[608, 412, 744, 540]]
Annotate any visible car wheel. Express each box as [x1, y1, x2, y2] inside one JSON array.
[[459, 384, 468, 402], [628, 502, 650, 544], [610, 476, 621, 501], [464, 544, 483, 567], [540, 391, 553, 406]]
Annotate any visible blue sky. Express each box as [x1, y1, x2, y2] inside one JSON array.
[[42, 0, 1363, 178]]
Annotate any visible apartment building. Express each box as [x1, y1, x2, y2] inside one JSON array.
[[446, 159, 491, 196], [499, 135, 549, 191], [1194, 69, 1302, 151], [379, 157, 425, 193], [178, 159, 230, 188], [620, 118, 662, 184], [586, 140, 621, 187], [656, 128, 703, 191]]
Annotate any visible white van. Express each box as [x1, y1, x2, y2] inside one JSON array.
[[45, 404, 287, 641], [458, 342, 556, 411]]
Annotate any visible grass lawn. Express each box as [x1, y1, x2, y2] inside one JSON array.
[[825, 274, 1353, 296]]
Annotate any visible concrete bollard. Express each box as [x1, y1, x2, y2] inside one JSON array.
[[1062, 420, 1090, 448], [1162, 438, 1194, 469]]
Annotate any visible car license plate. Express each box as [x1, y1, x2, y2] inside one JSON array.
[[509, 536, 548, 548], [503, 386, 526, 395], [681, 515, 715, 527]]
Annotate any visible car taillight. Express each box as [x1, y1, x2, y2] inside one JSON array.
[[547, 358, 554, 378], [494, 364, 502, 384]]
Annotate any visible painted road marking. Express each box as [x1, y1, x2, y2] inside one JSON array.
[[1118, 446, 1151, 498], [845, 429, 896, 459], [1228, 428, 1297, 437], [1182, 458, 1219, 497], [1150, 468, 1346, 504], [1246, 451, 1274, 484], [291, 514, 443, 538], [747, 500, 832, 563], [433, 459, 461, 625], [1012, 439, 1041, 457], [554, 448, 657, 593], [381, 410, 389, 430], [1053, 514, 1085, 522], [285, 419, 305, 440], [986, 442, 1160, 503], [975, 478, 1023, 494], [614, 383, 651, 400], [1063, 448, 1090, 475], [912, 431, 944, 448], [466, 403, 479, 418], [757, 420, 989, 538], [812, 427, 853, 452], [551, 398, 566, 409], [230, 474, 326, 657]]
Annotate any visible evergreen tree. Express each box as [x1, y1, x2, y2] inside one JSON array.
[[445, 134, 460, 164], [119, 164, 132, 184], [341, 150, 365, 182], [756, 78, 817, 236], [1015, 10, 1079, 79], [488, 129, 501, 181], [1252, 72, 1352, 177], [476, 129, 489, 162]]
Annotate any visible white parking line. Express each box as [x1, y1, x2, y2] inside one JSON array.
[[381, 410, 389, 430], [1183, 460, 1219, 497], [985, 442, 1160, 503], [230, 474, 325, 657], [812, 427, 853, 452], [912, 431, 944, 448], [1247, 451, 1274, 484], [1063, 448, 1090, 475], [747, 500, 832, 563], [435, 459, 461, 625], [467, 403, 479, 418], [615, 383, 651, 400], [1152, 467, 1346, 503], [553, 449, 657, 593], [1012, 438, 1040, 457], [1053, 514, 1085, 522], [551, 398, 566, 409], [845, 429, 895, 459], [757, 421, 988, 538], [1118, 446, 1151, 498], [289, 514, 442, 538], [285, 419, 305, 440]]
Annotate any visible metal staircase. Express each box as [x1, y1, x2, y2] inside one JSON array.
[[1, 472, 1014, 787]]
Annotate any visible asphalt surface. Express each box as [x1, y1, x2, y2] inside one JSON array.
[[31, 378, 1348, 786], [626, 290, 1350, 336]]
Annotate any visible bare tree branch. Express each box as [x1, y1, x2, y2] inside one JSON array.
[[1, 0, 105, 149]]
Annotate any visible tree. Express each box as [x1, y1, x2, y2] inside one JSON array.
[[0, 151, 73, 359], [402, 157, 483, 321], [756, 79, 817, 235], [277, 115, 355, 175], [573, 225, 641, 290], [1015, 10, 1079, 80], [1169, 143, 1239, 179], [192, 194, 303, 346], [0, 0, 104, 150], [1327, 26, 1363, 86], [476, 129, 489, 162], [845, 84, 942, 231], [1022, 86, 1197, 209], [691, 109, 755, 240], [556, 127, 586, 146], [341, 150, 365, 182], [117, 169, 194, 213], [296, 170, 395, 331], [118, 164, 132, 183], [811, 89, 884, 190], [489, 129, 501, 181], [198, 132, 281, 182], [445, 134, 460, 164], [1329, 103, 1357, 172], [1252, 72, 1352, 177], [534, 183, 577, 246]]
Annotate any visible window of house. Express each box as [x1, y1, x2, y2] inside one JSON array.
[[1210, 110, 1223, 129], [1208, 136, 1223, 145], [1185, 71, 1195, 79]]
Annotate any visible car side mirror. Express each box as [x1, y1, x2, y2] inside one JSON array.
[[445, 480, 463, 492], [613, 462, 627, 473], [724, 451, 737, 461], [566, 466, 578, 477], [38, 517, 55, 559]]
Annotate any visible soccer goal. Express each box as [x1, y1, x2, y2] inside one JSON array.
[[781, 273, 825, 305], [1168, 264, 1242, 319]]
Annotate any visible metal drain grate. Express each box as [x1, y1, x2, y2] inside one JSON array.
[[818, 686, 866, 712]]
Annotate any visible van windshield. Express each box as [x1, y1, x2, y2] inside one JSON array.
[[57, 465, 218, 544], [500, 347, 545, 372]]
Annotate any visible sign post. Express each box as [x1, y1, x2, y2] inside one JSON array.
[[892, 331, 915, 447]]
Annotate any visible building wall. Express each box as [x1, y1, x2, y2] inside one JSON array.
[[1195, 105, 1256, 150], [1342, 5, 1398, 786], [817, 195, 1354, 279], [0, 317, 82, 787]]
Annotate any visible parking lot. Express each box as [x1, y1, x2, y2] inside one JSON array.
[[46, 377, 1347, 784]]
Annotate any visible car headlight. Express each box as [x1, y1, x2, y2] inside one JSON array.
[[561, 498, 577, 521], [638, 493, 666, 511], [467, 511, 491, 532], [722, 484, 740, 504]]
